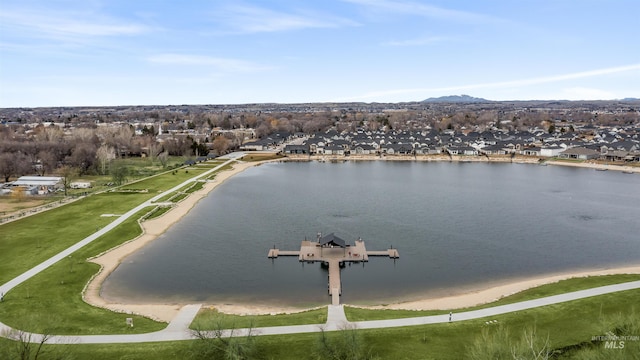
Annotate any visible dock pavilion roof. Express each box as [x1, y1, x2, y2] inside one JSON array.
[[319, 233, 346, 248]]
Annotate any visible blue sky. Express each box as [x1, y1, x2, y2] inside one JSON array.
[[1, 0, 639, 107]]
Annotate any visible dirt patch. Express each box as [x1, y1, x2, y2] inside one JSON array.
[[0, 198, 50, 214]]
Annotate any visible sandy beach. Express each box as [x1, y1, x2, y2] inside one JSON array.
[[82, 156, 639, 321], [83, 160, 265, 322], [359, 266, 640, 312]]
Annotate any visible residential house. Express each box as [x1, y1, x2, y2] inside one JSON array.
[[284, 144, 309, 154], [559, 147, 600, 160]]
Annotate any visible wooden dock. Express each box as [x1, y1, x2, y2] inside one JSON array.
[[367, 248, 400, 258], [268, 238, 398, 305]]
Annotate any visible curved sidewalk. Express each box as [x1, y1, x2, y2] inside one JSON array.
[[2, 280, 639, 344]]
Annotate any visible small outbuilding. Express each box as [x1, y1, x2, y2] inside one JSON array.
[[70, 181, 92, 189], [12, 176, 64, 194]]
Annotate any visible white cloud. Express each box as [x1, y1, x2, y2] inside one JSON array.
[[148, 54, 271, 72], [211, 4, 359, 34], [343, 0, 503, 24], [0, 8, 151, 41]]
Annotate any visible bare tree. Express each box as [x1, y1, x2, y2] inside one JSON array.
[[1, 328, 51, 360], [58, 166, 76, 196], [67, 143, 97, 175], [212, 136, 229, 155], [0, 152, 17, 182], [36, 125, 65, 143], [95, 144, 116, 175], [314, 324, 376, 360], [110, 162, 129, 186], [148, 142, 162, 164], [114, 125, 134, 157], [13, 152, 34, 178], [69, 128, 97, 144], [189, 313, 258, 360], [158, 151, 169, 168], [255, 122, 272, 138], [468, 325, 552, 360], [36, 151, 57, 176]]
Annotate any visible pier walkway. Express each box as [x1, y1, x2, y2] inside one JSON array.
[[268, 235, 399, 305]]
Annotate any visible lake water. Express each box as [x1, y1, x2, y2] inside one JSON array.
[[102, 161, 640, 308]]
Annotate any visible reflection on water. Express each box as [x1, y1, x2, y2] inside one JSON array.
[[102, 162, 640, 308]]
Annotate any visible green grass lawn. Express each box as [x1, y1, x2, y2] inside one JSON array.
[[119, 167, 205, 193], [344, 274, 640, 321], [3, 289, 636, 360], [190, 307, 328, 330], [62, 156, 188, 195], [0, 209, 166, 335], [0, 194, 130, 284], [142, 205, 173, 220], [0, 164, 217, 285], [241, 153, 284, 162]]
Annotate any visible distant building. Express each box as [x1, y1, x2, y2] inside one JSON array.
[[12, 176, 64, 195], [559, 147, 600, 160], [70, 181, 92, 189]]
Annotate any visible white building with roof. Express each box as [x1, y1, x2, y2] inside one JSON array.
[[12, 176, 64, 195]]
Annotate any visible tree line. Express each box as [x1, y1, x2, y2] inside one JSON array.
[[2, 102, 638, 183], [0, 124, 208, 182]]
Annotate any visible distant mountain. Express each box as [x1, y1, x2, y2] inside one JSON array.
[[622, 97, 640, 101], [422, 94, 490, 103]]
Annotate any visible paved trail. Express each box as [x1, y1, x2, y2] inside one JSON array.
[[3, 280, 638, 344]]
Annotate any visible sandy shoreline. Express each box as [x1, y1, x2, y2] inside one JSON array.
[[83, 160, 264, 322], [82, 156, 639, 322], [357, 266, 640, 312], [291, 154, 639, 172]]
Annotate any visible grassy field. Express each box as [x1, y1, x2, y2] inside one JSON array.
[[142, 205, 173, 220], [191, 308, 328, 330], [0, 209, 166, 335], [0, 166, 210, 284], [1, 288, 637, 359], [0, 194, 133, 284], [62, 156, 188, 196], [241, 153, 284, 162]]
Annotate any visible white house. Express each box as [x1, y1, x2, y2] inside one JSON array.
[[540, 146, 565, 157]]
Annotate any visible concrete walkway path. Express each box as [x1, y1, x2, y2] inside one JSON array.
[[165, 304, 203, 333], [1, 280, 638, 344], [326, 305, 348, 330]]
